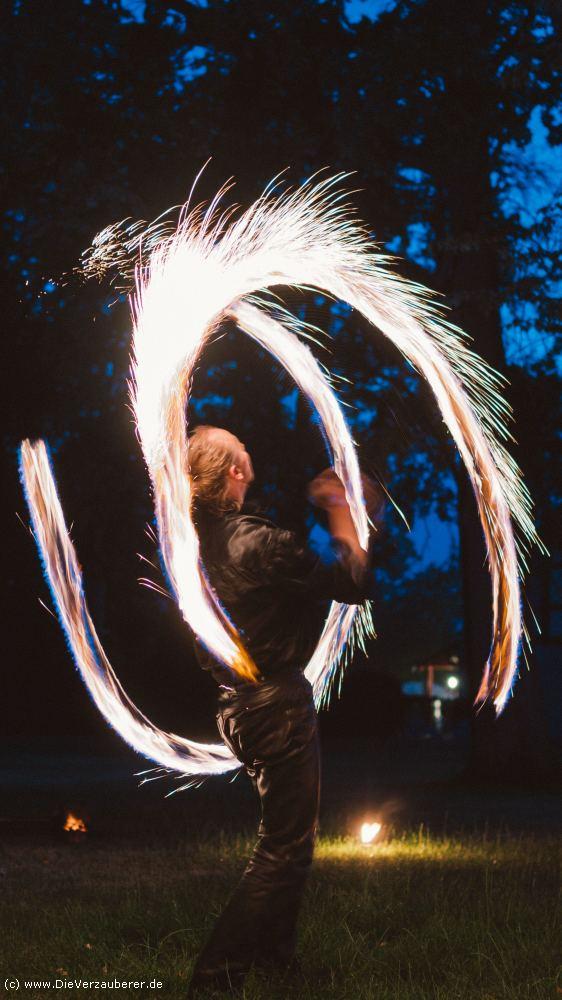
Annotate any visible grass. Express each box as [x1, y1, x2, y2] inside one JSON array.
[[1, 827, 560, 999]]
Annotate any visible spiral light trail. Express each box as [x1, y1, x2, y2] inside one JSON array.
[[20, 172, 544, 789]]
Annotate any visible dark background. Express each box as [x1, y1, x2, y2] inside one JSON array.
[[2, 0, 560, 794]]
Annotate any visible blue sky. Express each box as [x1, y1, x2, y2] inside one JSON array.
[[121, 0, 397, 24], [345, 0, 396, 20], [122, 0, 397, 17]]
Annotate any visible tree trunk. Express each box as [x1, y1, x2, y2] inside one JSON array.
[[435, 133, 556, 784]]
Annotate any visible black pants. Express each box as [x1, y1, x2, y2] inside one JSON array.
[[189, 669, 320, 988]]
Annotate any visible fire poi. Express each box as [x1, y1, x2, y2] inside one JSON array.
[[19, 172, 543, 792]]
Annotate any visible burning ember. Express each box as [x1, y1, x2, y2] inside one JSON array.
[[360, 821, 381, 844], [63, 812, 87, 834]]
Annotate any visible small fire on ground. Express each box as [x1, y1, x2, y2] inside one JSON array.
[[63, 812, 87, 834], [360, 821, 381, 844]]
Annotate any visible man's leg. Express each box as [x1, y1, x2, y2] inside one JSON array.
[[237, 682, 321, 970], [188, 674, 320, 992]]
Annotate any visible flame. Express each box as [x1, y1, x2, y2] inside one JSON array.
[[19, 171, 544, 790], [360, 821, 382, 844], [63, 812, 87, 833]]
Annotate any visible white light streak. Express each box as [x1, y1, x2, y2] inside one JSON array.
[[19, 171, 544, 788]]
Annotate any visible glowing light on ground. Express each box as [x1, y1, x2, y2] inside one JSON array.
[[360, 821, 382, 844]]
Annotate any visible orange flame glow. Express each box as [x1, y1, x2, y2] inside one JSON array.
[[63, 812, 87, 834]]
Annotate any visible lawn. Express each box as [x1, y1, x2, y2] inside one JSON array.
[[2, 827, 560, 999]]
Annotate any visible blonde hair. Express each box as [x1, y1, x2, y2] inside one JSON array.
[[187, 425, 239, 516]]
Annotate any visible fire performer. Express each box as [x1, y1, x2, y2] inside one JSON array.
[[19, 171, 542, 994], [186, 425, 381, 995]]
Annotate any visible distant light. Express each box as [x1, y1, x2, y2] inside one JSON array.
[[63, 811, 87, 834], [360, 821, 382, 844], [447, 675, 459, 690]]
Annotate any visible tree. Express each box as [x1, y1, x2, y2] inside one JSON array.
[[349, 0, 561, 779]]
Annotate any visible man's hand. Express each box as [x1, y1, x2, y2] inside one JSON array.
[[307, 469, 349, 509], [308, 468, 385, 523], [307, 467, 385, 577]]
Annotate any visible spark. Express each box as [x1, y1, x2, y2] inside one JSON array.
[[19, 171, 544, 786], [19, 439, 238, 779]]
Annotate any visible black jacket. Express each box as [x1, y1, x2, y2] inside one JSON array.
[[192, 504, 373, 687]]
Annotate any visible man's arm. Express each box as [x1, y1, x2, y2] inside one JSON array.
[[236, 523, 369, 604], [234, 472, 383, 605], [308, 467, 383, 588]]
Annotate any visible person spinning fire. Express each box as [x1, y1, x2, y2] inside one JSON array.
[[186, 425, 382, 995]]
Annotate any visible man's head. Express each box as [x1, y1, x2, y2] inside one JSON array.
[[187, 425, 254, 515]]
